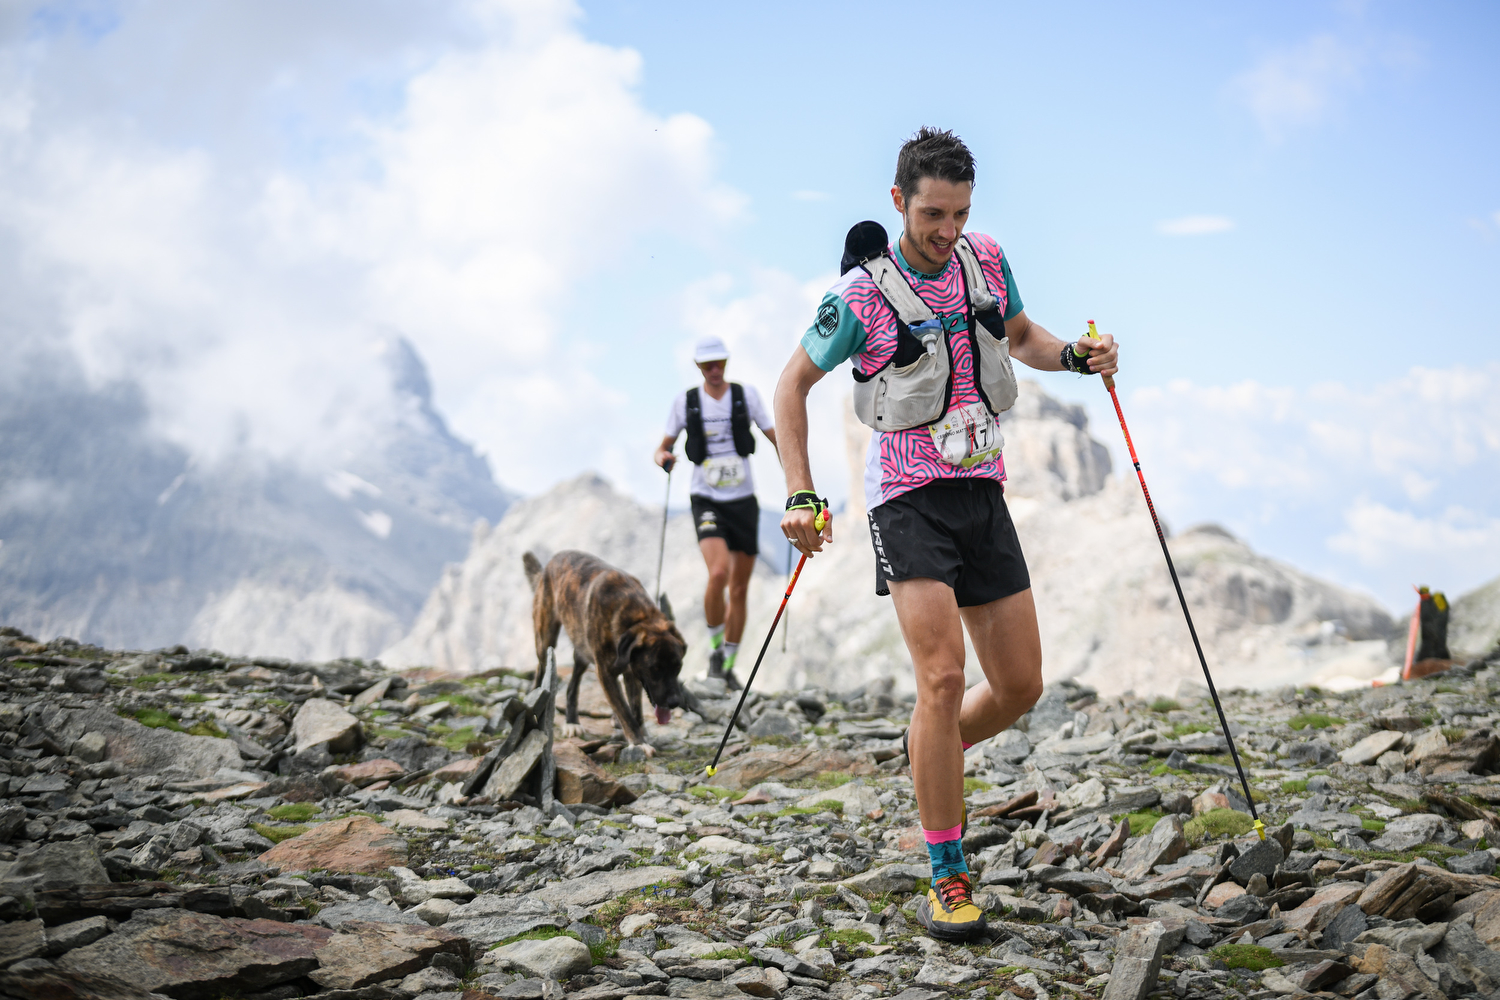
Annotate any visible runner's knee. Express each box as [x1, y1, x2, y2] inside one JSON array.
[[706, 567, 730, 591], [919, 665, 967, 710], [998, 671, 1043, 713]]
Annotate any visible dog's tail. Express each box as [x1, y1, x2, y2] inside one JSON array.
[[522, 551, 545, 591]]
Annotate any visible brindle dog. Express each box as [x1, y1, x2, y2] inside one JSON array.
[[524, 550, 687, 753]]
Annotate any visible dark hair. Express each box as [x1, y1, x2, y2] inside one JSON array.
[[894, 127, 976, 200]]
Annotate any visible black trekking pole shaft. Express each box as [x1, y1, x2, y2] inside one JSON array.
[[1098, 349, 1264, 839], [654, 465, 672, 600], [706, 511, 825, 777]]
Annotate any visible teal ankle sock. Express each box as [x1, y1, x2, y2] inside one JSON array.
[[925, 838, 967, 882]]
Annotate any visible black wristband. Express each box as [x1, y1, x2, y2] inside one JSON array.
[[1061, 343, 1094, 375], [785, 491, 828, 514]]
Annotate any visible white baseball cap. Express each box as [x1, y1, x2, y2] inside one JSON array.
[[692, 336, 730, 364]]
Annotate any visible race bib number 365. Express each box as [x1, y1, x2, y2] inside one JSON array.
[[929, 401, 1005, 468], [701, 455, 746, 488]]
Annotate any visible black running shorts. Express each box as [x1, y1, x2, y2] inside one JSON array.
[[690, 494, 760, 556], [867, 478, 1030, 607]]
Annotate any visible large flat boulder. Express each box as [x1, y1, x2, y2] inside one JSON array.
[[57, 908, 333, 1000], [54, 707, 241, 780], [530, 865, 684, 909], [258, 816, 407, 873], [0, 838, 110, 896], [307, 919, 468, 990], [703, 748, 877, 792]]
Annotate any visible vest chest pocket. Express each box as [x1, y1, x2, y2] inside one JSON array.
[[851, 346, 951, 431], [972, 320, 1018, 415]]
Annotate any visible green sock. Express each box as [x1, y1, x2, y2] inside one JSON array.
[[708, 624, 725, 649], [722, 642, 739, 669]]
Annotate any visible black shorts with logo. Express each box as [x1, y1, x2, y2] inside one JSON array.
[[867, 478, 1030, 607], [690, 494, 760, 556]]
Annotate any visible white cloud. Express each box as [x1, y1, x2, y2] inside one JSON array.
[[1329, 499, 1500, 584], [1122, 365, 1500, 609], [1229, 31, 1417, 142], [1156, 215, 1235, 237], [0, 0, 747, 494]]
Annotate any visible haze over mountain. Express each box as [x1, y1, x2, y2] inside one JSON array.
[[0, 337, 512, 659]]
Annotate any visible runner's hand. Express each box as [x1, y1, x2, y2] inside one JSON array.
[[1076, 333, 1119, 377], [781, 507, 832, 556], [655, 448, 676, 472]]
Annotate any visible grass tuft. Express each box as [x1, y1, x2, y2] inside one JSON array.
[[1150, 698, 1181, 713], [1361, 818, 1386, 832], [1184, 808, 1255, 844], [1281, 779, 1309, 794], [814, 772, 853, 790], [1169, 722, 1212, 738], [1442, 727, 1469, 743], [1211, 944, 1284, 971], [186, 719, 227, 739], [964, 777, 993, 793]]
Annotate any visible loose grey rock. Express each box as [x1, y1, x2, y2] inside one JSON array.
[[1448, 851, 1496, 875], [291, 698, 363, 754], [1102, 919, 1170, 1000], [490, 935, 592, 980], [1226, 836, 1284, 886], [1118, 815, 1187, 879]]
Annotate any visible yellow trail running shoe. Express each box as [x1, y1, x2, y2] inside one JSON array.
[[917, 871, 987, 941]]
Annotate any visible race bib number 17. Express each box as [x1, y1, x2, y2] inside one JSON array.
[[928, 401, 1005, 468]]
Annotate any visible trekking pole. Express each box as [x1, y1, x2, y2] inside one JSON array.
[[1090, 321, 1265, 842], [654, 460, 673, 604], [705, 507, 827, 777], [781, 540, 793, 654]]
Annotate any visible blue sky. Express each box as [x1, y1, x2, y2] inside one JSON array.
[[1, 0, 1496, 613]]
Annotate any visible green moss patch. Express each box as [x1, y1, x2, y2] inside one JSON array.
[[120, 707, 184, 732], [1184, 808, 1255, 844], [964, 777, 993, 793], [186, 719, 227, 739], [1281, 779, 1308, 794], [1116, 810, 1164, 836], [1211, 944, 1284, 971], [1150, 698, 1181, 713], [822, 928, 874, 947], [1287, 713, 1344, 730], [1169, 722, 1212, 738], [252, 822, 312, 843], [268, 803, 321, 823]]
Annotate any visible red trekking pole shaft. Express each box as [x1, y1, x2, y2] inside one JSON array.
[[705, 508, 826, 777], [1091, 322, 1263, 837]]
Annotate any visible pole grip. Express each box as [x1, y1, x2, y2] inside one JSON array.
[[1086, 320, 1113, 389]]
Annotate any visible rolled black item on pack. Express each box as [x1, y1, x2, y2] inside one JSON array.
[[841, 220, 889, 275]]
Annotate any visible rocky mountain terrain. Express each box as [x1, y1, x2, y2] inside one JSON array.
[[0, 339, 512, 661], [1454, 579, 1500, 662], [386, 382, 1397, 698], [2, 623, 1500, 1000]]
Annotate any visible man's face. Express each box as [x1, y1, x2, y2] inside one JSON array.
[[697, 359, 726, 387], [892, 176, 973, 271]]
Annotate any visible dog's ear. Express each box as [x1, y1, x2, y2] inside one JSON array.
[[614, 626, 642, 672]]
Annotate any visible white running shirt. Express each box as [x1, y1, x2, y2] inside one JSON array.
[[664, 384, 774, 502]]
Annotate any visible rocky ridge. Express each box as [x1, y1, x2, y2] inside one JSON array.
[[386, 382, 1397, 698], [4, 627, 1500, 999]]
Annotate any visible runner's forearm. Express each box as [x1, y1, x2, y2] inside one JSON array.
[[773, 348, 825, 494], [1004, 311, 1069, 371]]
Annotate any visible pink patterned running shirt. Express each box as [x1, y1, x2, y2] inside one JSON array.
[[801, 231, 1024, 510]]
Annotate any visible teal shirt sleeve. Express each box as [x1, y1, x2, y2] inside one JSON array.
[[800, 293, 867, 372], [1000, 254, 1023, 320]]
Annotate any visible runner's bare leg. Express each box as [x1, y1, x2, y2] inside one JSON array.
[[700, 537, 730, 629], [890, 577, 968, 831], [725, 550, 756, 645], [957, 588, 1044, 744]]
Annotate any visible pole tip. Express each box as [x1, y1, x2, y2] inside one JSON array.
[[1253, 819, 1266, 842], [705, 765, 717, 777]]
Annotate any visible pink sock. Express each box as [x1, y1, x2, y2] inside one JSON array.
[[962, 741, 974, 750], [923, 823, 964, 845]]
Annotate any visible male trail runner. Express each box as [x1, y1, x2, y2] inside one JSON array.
[[657, 336, 780, 690], [775, 129, 1119, 941]]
